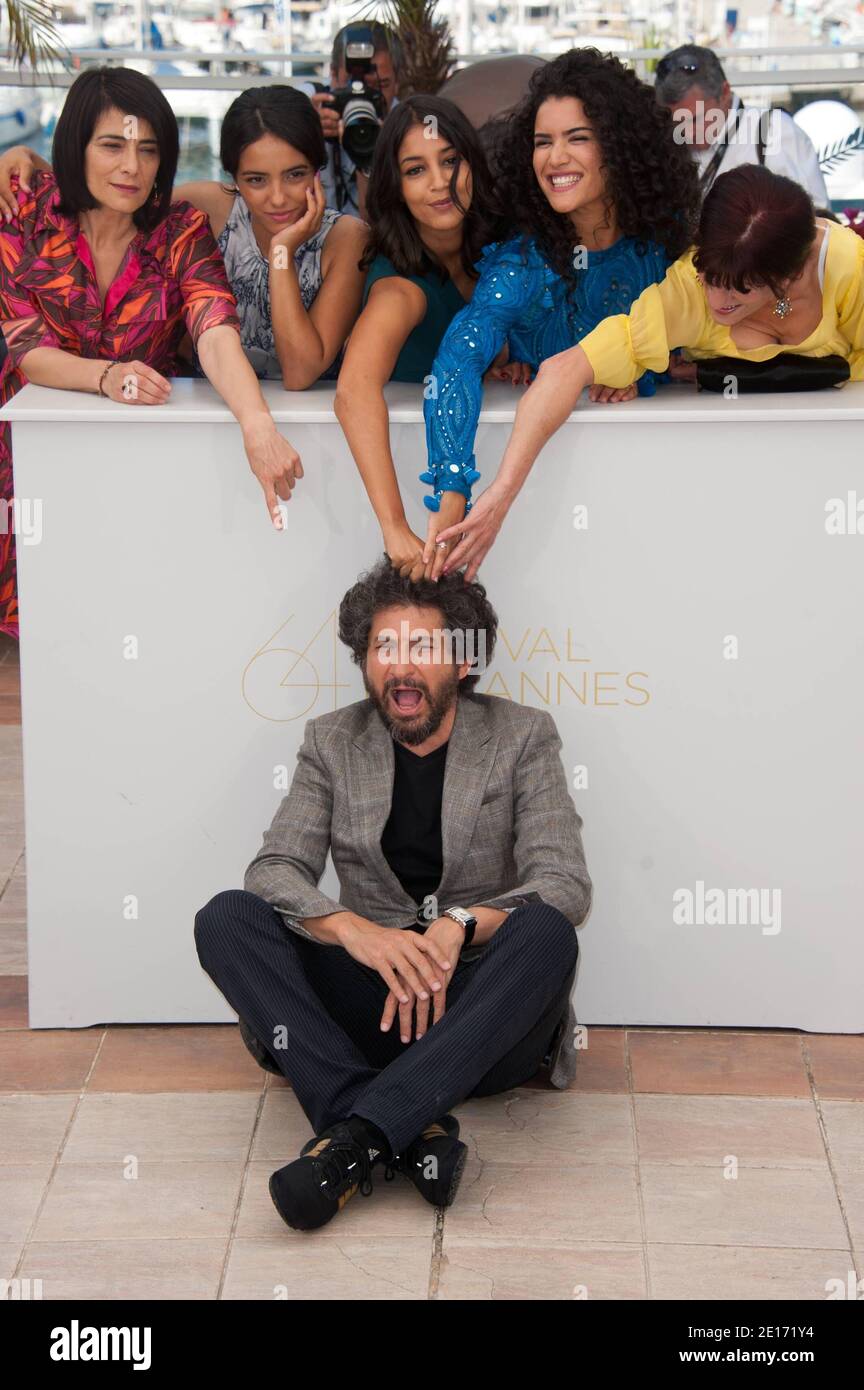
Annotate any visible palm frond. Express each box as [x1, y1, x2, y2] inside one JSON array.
[[818, 126, 864, 173], [4, 0, 68, 70], [354, 0, 455, 95]]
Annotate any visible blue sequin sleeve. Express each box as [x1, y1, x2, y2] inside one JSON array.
[[421, 240, 545, 513]]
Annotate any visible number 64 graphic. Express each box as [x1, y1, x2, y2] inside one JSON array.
[[241, 611, 352, 722]]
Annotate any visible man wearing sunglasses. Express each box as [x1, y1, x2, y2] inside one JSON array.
[[655, 44, 828, 206]]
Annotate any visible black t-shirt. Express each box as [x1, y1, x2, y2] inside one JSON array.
[[380, 739, 449, 905]]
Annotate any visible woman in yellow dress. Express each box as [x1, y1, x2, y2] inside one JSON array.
[[430, 164, 864, 580]]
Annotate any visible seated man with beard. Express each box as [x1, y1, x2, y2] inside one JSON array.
[[194, 557, 591, 1231]]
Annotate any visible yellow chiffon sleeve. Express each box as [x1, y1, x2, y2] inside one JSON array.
[[836, 228, 864, 381], [578, 251, 708, 389]]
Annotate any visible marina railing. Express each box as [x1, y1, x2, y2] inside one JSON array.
[[1, 43, 864, 93]]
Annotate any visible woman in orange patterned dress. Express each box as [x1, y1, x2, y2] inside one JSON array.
[[0, 66, 304, 639]]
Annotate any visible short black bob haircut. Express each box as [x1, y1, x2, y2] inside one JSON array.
[[219, 85, 327, 182], [52, 66, 179, 234]]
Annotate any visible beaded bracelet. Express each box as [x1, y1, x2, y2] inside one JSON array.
[[97, 360, 117, 398]]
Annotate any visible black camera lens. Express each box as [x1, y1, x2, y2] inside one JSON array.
[[341, 97, 380, 167]]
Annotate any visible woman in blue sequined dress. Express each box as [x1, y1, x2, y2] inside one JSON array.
[[420, 48, 701, 578]]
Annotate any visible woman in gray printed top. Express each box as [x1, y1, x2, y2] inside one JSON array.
[[200, 86, 367, 384]]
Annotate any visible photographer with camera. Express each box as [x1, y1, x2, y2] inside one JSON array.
[[307, 22, 402, 220]]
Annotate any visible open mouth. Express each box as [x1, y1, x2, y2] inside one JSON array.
[[714, 304, 741, 315], [388, 685, 425, 714], [548, 173, 583, 190]]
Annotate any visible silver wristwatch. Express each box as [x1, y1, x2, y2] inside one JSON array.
[[442, 906, 477, 948]]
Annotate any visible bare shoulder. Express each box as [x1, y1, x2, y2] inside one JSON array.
[[321, 213, 369, 271], [327, 213, 369, 251], [366, 272, 427, 322]]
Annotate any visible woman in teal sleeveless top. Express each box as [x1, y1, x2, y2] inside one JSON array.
[[360, 254, 469, 384], [335, 94, 511, 581]]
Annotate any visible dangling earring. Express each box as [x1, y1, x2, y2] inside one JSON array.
[[773, 290, 792, 318]]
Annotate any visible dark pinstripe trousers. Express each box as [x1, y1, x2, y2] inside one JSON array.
[[194, 889, 579, 1156]]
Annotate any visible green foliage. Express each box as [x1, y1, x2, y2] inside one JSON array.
[[640, 23, 664, 78], [355, 0, 455, 95], [4, 0, 66, 69]]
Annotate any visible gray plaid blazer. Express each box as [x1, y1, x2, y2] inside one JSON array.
[[244, 692, 592, 1087]]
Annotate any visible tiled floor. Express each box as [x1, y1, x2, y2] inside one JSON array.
[[1, 632, 862, 1300]]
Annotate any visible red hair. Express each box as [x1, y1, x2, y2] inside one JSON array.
[[693, 164, 816, 298]]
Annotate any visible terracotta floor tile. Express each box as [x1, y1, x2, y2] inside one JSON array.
[[0, 867, 26, 920], [0, 1162, 54, 1242], [519, 1027, 628, 1093], [629, 1030, 810, 1097], [835, 1169, 864, 1249], [0, 1028, 102, 1092], [249, 1088, 315, 1162], [641, 1164, 847, 1249], [573, 1026, 628, 1092], [438, 1238, 646, 1300], [453, 1090, 635, 1166], [0, 741, 21, 776], [635, 1095, 826, 1168], [264, 1070, 290, 1090], [805, 1035, 864, 1100], [62, 1092, 261, 1162], [34, 1160, 245, 1241], [0, 1093, 77, 1161], [647, 1243, 856, 1301], [20, 1239, 227, 1301], [223, 1237, 431, 1300], [0, 836, 23, 882], [444, 1159, 642, 1244], [820, 1101, 864, 1167], [0, 922, 26, 974], [0, 793, 24, 830], [90, 1024, 266, 1092], [0, 693, 22, 725], [0, 976, 28, 1028]]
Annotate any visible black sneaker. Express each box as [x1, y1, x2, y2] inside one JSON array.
[[384, 1115, 468, 1208], [269, 1122, 375, 1231]]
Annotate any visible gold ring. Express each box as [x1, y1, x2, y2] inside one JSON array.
[[437, 541, 447, 549]]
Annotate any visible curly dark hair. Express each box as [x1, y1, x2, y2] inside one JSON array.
[[495, 48, 701, 292], [338, 555, 498, 695], [361, 94, 508, 283]]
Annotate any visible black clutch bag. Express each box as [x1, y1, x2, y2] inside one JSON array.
[[695, 353, 850, 393]]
